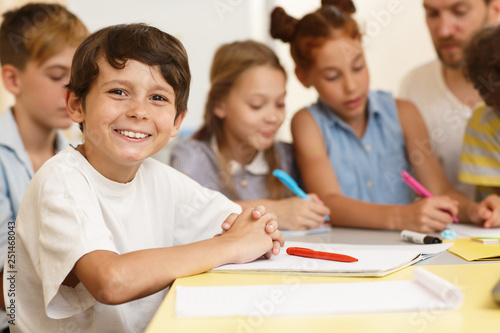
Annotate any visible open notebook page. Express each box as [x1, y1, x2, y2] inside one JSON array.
[[211, 241, 452, 277]]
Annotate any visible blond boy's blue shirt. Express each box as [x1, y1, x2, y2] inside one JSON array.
[[0, 108, 67, 262], [0, 108, 68, 330]]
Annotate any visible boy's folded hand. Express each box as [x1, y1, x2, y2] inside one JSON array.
[[219, 205, 279, 235], [219, 206, 284, 264]]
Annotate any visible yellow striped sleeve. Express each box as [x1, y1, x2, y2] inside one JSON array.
[[459, 172, 500, 186], [461, 153, 500, 168]]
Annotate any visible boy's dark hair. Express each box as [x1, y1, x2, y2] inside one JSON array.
[[464, 25, 500, 108], [67, 23, 190, 119], [0, 3, 88, 69]]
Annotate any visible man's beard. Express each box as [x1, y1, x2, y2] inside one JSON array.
[[435, 38, 465, 69], [436, 11, 490, 69]]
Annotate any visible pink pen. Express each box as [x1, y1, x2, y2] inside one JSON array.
[[401, 170, 459, 222]]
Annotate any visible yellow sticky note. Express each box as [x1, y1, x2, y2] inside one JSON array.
[[447, 238, 500, 261], [471, 236, 500, 244]]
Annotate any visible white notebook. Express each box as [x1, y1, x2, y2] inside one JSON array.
[[175, 267, 463, 317], [211, 241, 452, 277]]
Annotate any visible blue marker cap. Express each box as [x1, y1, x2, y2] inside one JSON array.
[[441, 229, 456, 240]]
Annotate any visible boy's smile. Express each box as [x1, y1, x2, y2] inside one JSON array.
[[115, 129, 151, 139], [66, 58, 184, 183]]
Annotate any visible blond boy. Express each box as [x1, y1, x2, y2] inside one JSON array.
[[0, 3, 88, 331]]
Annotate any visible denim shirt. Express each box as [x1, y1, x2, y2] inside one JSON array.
[[306, 90, 411, 204], [0, 108, 67, 261]]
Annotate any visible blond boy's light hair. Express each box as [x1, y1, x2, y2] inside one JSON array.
[[0, 3, 88, 70]]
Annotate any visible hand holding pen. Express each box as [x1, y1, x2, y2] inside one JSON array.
[[400, 171, 459, 232], [401, 171, 458, 222], [272, 169, 331, 227]]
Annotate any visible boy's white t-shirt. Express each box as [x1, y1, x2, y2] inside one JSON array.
[[5, 146, 241, 333]]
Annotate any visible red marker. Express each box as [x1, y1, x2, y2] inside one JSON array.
[[286, 247, 358, 263]]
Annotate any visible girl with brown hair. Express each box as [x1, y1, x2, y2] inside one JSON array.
[[170, 40, 330, 231]]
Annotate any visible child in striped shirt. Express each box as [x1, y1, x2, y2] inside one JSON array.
[[460, 25, 500, 201]]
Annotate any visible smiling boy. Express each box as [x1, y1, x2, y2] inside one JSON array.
[[4, 23, 283, 332]]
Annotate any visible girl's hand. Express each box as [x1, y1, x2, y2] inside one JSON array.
[[399, 196, 458, 233], [268, 195, 331, 230]]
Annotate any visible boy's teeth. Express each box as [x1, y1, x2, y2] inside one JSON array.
[[118, 130, 148, 139]]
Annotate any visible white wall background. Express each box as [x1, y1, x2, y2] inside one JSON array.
[[1, 0, 437, 147]]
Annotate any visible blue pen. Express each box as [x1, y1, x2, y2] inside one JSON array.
[[272, 169, 330, 221]]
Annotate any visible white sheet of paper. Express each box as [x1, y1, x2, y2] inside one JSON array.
[[449, 223, 500, 238], [211, 241, 452, 277], [175, 268, 463, 318]]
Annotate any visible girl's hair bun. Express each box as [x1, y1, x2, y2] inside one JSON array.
[[270, 7, 298, 43], [321, 0, 356, 14]]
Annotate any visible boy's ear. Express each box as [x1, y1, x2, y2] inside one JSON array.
[[295, 66, 311, 88], [170, 111, 187, 138], [1, 64, 22, 95], [488, 0, 500, 22], [66, 90, 85, 123]]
